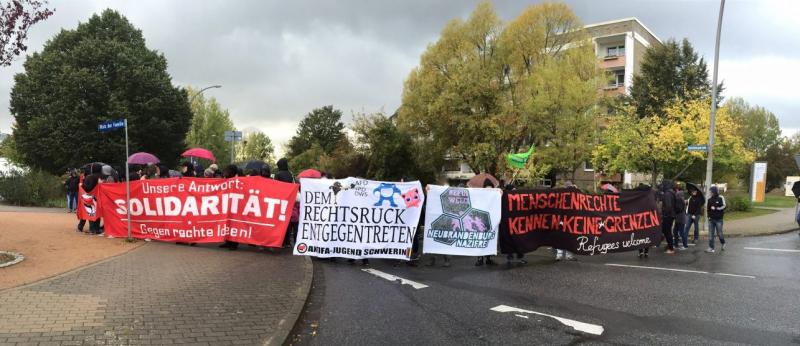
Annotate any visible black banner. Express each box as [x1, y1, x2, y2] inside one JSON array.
[[499, 188, 662, 255]]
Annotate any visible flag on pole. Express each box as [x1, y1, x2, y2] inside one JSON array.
[[506, 144, 535, 169]]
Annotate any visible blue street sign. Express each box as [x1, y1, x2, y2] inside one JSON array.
[[688, 145, 708, 152], [98, 119, 126, 132]]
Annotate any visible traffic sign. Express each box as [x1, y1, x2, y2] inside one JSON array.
[[688, 145, 708, 152], [224, 130, 242, 142], [98, 119, 126, 132]]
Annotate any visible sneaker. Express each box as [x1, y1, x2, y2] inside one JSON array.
[[565, 255, 577, 261], [705, 248, 715, 253], [144, 238, 152, 242], [518, 259, 528, 265], [442, 261, 451, 268], [96, 232, 105, 237], [486, 258, 497, 266], [665, 249, 675, 254], [475, 258, 484, 266], [721, 243, 726, 251], [678, 246, 687, 251], [638, 252, 644, 258]]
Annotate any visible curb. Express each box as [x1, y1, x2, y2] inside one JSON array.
[[264, 255, 314, 346], [727, 226, 800, 238], [0, 239, 147, 294]]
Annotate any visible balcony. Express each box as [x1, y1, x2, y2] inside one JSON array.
[[599, 55, 625, 69], [602, 85, 625, 96]]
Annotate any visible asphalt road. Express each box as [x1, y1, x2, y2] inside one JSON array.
[[289, 232, 800, 345]]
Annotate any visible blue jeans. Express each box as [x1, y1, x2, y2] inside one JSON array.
[[795, 208, 800, 227], [67, 192, 77, 211], [708, 218, 725, 249], [685, 215, 701, 241], [673, 215, 687, 248]]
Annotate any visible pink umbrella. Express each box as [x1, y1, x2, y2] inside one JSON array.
[[181, 148, 216, 161], [128, 152, 160, 165], [297, 169, 322, 179]]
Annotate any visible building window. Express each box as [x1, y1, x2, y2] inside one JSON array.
[[608, 70, 625, 88], [606, 45, 625, 57], [584, 161, 594, 172]]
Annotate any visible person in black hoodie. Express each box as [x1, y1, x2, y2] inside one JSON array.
[[77, 164, 103, 235], [685, 186, 705, 244], [659, 180, 676, 254], [65, 170, 79, 213], [705, 186, 727, 253], [672, 183, 688, 250], [274, 158, 294, 183]]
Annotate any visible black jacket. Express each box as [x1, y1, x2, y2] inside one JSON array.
[[707, 194, 726, 220], [674, 193, 686, 216], [660, 180, 677, 219], [66, 176, 80, 193], [687, 194, 704, 215], [83, 174, 101, 193], [274, 158, 294, 183]]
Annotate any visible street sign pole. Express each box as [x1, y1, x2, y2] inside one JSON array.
[[124, 119, 132, 241], [703, 0, 725, 198]]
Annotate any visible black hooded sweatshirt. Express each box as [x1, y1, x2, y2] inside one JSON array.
[[274, 158, 294, 183], [660, 180, 677, 219]]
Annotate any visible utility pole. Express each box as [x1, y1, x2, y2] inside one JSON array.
[[704, 0, 725, 196]]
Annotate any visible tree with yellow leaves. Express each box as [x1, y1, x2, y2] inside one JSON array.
[[593, 98, 754, 186]]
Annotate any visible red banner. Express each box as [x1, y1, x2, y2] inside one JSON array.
[[96, 177, 298, 247]]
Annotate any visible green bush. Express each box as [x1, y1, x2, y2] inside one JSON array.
[[0, 169, 64, 206], [728, 195, 752, 212]]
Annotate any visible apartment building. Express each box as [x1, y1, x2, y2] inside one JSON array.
[[439, 18, 663, 187], [586, 17, 662, 97]]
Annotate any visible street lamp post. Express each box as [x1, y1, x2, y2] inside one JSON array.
[[189, 85, 222, 105], [704, 0, 725, 197]]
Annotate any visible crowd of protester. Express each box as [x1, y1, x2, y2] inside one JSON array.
[[66, 157, 730, 266]]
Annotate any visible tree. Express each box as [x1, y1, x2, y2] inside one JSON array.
[[286, 105, 345, 158], [237, 130, 275, 163], [10, 9, 192, 173], [0, 0, 54, 66], [352, 113, 420, 181], [726, 97, 780, 158], [762, 135, 800, 191], [593, 98, 754, 186], [399, 1, 599, 177], [185, 86, 236, 164], [629, 38, 713, 118]]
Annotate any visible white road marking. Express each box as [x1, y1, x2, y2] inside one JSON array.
[[361, 269, 428, 289], [491, 305, 604, 336], [744, 247, 800, 253], [515, 314, 529, 319], [605, 263, 755, 279]]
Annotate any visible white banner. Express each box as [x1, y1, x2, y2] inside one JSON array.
[[423, 185, 502, 256], [293, 178, 424, 260]]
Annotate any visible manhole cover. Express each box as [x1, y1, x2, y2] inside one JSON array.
[[0, 251, 24, 268]]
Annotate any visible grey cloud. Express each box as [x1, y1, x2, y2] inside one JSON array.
[[0, 0, 797, 153]]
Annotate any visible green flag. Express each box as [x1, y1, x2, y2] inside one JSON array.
[[506, 144, 535, 169]]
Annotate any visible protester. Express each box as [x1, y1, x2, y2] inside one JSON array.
[[659, 180, 677, 254], [102, 165, 116, 183], [203, 168, 215, 177], [673, 183, 688, 250], [158, 164, 170, 179], [219, 164, 241, 250], [65, 169, 79, 213], [141, 163, 159, 180], [685, 185, 705, 244], [274, 158, 294, 183], [260, 165, 271, 179], [181, 162, 195, 177], [554, 181, 581, 261], [209, 163, 221, 178], [475, 178, 498, 267], [706, 186, 727, 253], [77, 164, 103, 235]]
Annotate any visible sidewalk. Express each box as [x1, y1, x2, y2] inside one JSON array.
[[0, 243, 312, 345], [724, 207, 799, 237], [0, 203, 67, 213]]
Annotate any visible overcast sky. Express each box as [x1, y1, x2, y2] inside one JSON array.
[[0, 0, 797, 156]]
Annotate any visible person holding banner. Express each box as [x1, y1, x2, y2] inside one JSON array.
[[475, 178, 498, 267], [659, 180, 677, 254]]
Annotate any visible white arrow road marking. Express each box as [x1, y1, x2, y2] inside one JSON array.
[[605, 263, 756, 279], [744, 247, 800, 253], [361, 269, 428, 289], [491, 305, 604, 336]]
